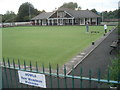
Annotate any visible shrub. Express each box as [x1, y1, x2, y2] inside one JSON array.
[[118, 22, 120, 35], [108, 53, 120, 87]]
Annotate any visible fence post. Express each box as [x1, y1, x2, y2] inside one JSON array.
[[13, 59, 18, 88], [24, 60, 26, 70], [36, 61, 38, 72], [107, 69, 110, 84], [97, 68, 101, 88], [49, 63, 52, 88], [3, 58, 9, 88], [30, 61, 32, 71], [8, 58, 13, 88], [13, 59, 15, 69], [18, 59, 21, 70], [64, 65, 67, 89], [57, 64, 60, 89], [7, 58, 10, 68], [42, 63, 45, 74], [18, 59, 23, 88], [117, 56, 120, 84], [72, 66, 74, 89], [80, 67, 83, 88], [0, 60, 2, 90], [89, 69, 92, 88]]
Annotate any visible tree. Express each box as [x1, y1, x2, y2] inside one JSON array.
[[0, 14, 2, 23], [91, 9, 98, 15], [59, 2, 78, 10], [100, 9, 119, 20], [2, 11, 16, 22], [77, 6, 82, 10], [16, 2, 39, 22]]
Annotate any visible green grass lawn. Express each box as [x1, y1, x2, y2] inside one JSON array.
[[2, 26, 113, 68]]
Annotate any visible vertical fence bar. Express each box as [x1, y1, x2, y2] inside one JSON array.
[[36, 62, 38, 72], [24, 60, 29, 88], [57, 64, 60, 89], [2, 69, 4, 88], [3, 58, 9, 88], [24, 60, 26, 71], [107, 69, 110, 84], [3, 58, 5, 67], [89, 69, 92, 88], [18, 59, 23, 88], [30, 61, 34, 88], [18, 59, 21, 70], [49, 63, 53, 89], [30, 61, 32, 71], [118, 70, 120, 83], [97, 68, 101, 88], [13, 59, 15, 69], [80, 67, 83, 88], [34, 61, 39, 89], [8, 58, 13, 88], [13, 59, 18, 88], [42, 63, 45, 74], [64, 65, 67, 89], [72, 66, 74, 89], [118, 58, 120, 84], [7, 58, 10, 68]]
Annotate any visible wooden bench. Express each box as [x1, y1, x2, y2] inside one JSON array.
[[110, 40, 119, 54], [90, 31, 99, 34]]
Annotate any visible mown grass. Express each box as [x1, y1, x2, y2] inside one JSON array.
[[2, 26, 113, 68]]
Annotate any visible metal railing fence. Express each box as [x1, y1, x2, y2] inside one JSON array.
[[1, 58, 120, 88]]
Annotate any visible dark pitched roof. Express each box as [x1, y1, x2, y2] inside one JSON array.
[[31, 12, 53, 20], [31, 8, 100, 20], [58, 8, 100, 18]]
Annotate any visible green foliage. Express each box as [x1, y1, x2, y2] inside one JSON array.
[[0, 14, 2, 23], [2, 11, 16, 22], [109, 56, 120, 81], [59, 2, 78, 10], [118, 9, 120, 19], [101, 9, 119, 19], [91, 9, 98, 15], [16, 2, 40, 22], [118, 22, 120, 35]]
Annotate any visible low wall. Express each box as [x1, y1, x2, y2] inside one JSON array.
[[0, 22, 32, 27], [100, 22, 118, 26]]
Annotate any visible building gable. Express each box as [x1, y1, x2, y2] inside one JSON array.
[[49, 11, 73, 18]]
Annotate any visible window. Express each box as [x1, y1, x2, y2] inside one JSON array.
[[80, 19, 84, 24]]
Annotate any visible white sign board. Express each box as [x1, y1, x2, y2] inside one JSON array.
[[18, 71, 46, 88]]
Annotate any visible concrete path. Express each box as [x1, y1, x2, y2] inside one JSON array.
[[69, 28, 118, 77]]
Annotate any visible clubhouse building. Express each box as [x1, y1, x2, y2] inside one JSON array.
[[31, 8, 100, 26]]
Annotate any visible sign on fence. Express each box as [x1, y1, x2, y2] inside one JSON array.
[[18, 71, 46, 88]]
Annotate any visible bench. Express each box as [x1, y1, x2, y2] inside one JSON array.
[[110, 40, 119, 54], [90, 31, 99, 33]]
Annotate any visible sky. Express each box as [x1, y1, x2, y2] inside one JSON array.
[[0, 0, 119, 14]]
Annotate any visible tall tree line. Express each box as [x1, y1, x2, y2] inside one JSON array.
[[1, 2, 120, 23], [2, 2, 44, 22], [101, 9, 120, 19]]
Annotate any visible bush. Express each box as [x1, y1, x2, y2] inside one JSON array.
[[109, 57, 120, 81], [118, 22, 120, 35], [108, 53, 120, 87]]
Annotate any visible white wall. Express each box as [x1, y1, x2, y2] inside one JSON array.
[[0, 22, 32, 27]]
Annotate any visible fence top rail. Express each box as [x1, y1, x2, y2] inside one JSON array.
[[2, 65, 120, 85]]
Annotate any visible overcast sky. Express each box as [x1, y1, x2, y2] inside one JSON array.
[[0, 0, 119, 14]]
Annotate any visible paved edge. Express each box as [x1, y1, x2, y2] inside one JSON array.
[[64, 27, 117, 75]]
